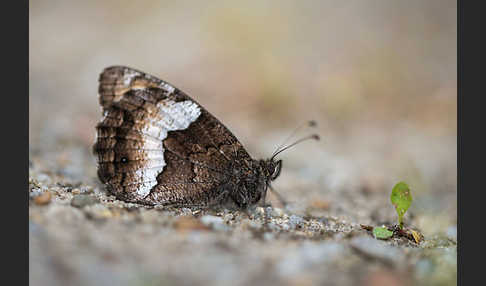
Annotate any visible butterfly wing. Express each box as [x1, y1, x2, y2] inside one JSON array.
[[93, 66, 254, 206]]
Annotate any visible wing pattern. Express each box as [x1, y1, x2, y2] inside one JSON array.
[[93, 66, 253, 206]]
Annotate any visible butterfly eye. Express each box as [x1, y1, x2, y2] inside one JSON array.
[[270, 160, 282, 180], [121, 157, 128, 163]]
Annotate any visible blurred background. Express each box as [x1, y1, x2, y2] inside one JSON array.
[[30, 0, 456, 284], [30, 0, 456, 226]]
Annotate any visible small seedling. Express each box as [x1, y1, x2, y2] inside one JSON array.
[[390, 181, 412, 229], [361, 181, 422, 243]]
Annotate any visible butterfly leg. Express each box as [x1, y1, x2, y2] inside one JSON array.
[[269, 185, 288, 208], [259, 186, 270, 208]]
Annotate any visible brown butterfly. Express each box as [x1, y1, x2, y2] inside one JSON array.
[[93, 66, 318, 209]]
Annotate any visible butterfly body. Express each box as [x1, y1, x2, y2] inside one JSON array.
[[93, 66, 282, 208]]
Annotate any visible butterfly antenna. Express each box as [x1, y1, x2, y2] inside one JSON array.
[[271, 134, 320, 160], [272, 120, 317, 157]]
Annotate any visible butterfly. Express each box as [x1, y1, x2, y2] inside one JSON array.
[[93, 66, 317, 209]]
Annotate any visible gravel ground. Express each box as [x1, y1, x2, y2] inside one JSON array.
[[29, 137, 456, 286]]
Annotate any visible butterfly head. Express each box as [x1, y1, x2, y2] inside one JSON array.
[[254, 132, 320, 207], [262, 158, 283, 182]]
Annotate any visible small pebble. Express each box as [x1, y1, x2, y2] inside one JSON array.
[[281, 223, 290, 231], [267, 222, 280, 232], [173, 217, 209, 232], [34, 191, 52, 205], [86, 205, 113, 219], [254, 207, 265, 217], [180, 208, 193, 216], [201, 215, 224, 225], [310, 199, 331, 210], [271, 207, 285, 217], [71, 194, 99, 208], [289, 215, 304, 229], [246, 219, 262, 230], [223, 213, 234, 223], [200, 215, 227, 231]]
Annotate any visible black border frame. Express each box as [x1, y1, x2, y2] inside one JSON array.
[[5, 1, 28, 285], [458, 0, 484, 285]]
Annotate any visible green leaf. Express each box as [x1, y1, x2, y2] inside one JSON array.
[[373, 227, 394, 239], [390, 181, 412, 228]]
